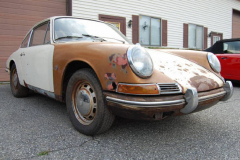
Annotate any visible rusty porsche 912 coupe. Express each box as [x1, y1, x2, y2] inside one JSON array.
[[6, 16, 233, 135]]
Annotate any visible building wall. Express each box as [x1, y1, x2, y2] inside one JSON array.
[[72, 0, 240, 48], [0, 0, 67, 81]]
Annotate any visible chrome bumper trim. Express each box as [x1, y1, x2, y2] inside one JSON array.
[[199, 91, 226, 102], [221, 81, 233, 101], [106, 96, 185, 107], [180, 88, 198, 114], [106, 86, 230, 113]]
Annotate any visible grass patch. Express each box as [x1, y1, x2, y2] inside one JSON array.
[[38, 150, 50, 156], [0, 82, 10, 85]]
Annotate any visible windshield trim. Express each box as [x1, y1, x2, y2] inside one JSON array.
[[52, 17, 131, 44]]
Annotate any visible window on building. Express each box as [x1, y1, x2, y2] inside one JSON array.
[[188, 24, 203, 49], [211, 32, 222, 46], [139, 15, 161, 46], [213, 36, 220, 45]]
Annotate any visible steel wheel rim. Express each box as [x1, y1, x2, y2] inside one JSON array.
[[72, 81, 97, 125]]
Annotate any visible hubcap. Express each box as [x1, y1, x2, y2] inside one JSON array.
[[73, 82, 97, 125]]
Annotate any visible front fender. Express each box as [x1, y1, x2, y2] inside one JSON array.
[[52, 42, 175, 96]]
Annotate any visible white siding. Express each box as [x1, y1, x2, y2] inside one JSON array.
[[72, 0, 240, 48]]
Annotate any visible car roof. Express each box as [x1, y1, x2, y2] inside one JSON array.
[[217, 38, 240, 43], [32, 16, 106, 28]]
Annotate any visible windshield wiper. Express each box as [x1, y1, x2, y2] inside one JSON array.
[[82, 34, 105, 42], [101, 37, 125, 44], [82, 34, 125, 44], [55, 36, 83, 41]]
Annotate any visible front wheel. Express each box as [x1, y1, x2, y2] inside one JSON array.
[[66, 69, 115, 135]]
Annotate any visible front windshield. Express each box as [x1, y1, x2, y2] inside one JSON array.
[[54, 18, 130, 44]]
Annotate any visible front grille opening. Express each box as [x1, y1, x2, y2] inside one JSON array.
[[158, 83, 182, 94]]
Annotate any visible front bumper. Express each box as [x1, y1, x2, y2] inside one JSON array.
[[104, 81, 233, 120]]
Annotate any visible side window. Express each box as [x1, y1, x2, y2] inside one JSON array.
[[44, 23, 50, 44], [21, 32, 31, 48], [223, 41, 240, 54], [30, 22, 49, 46]]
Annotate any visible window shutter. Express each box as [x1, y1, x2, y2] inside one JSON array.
[[204, 27, 208, 49], [183, 23, 188, 48], [66, 0, 72, 16], [162, 19, 167, 46], [132, 15, 139, 44]]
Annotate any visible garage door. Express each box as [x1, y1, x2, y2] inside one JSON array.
[[232, 9, 240, 38], [0, 0, 69, 81]]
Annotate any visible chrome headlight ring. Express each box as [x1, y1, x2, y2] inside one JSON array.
[[127, 45, 154, 78], [207, 52, 221, 73]]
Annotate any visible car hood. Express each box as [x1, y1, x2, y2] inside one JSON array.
[[147, 49, 224, 92]]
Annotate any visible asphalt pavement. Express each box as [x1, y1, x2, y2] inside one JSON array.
[[0, 83, 239, 160]]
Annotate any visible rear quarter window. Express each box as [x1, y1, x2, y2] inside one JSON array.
[[21, 32, 31, 48]]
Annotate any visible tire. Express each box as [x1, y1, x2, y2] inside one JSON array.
[[10, 64, 29, 98], [66, 69, 115, 135]]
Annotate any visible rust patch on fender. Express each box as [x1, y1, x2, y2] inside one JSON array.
[[105, 73, 117, 91], [109, 53, 128, 73], [107, 81, 117, 90], [199, 69, 207, 74], [193, 72, 199, 76], [190, 76, 219, 91], [104, 73, 116, 80], [23, 80, 28, 88]]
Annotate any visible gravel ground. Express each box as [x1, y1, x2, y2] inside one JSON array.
[[0, 83, 239, 160]]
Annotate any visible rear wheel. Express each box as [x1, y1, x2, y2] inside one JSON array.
[[66, 69, 115, 135], [10, 64, 29, 97]]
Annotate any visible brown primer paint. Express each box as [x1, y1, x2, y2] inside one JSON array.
[[52, 42, 175, 97]]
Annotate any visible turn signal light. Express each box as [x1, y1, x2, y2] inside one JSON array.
[[117, 83, 159, 95]]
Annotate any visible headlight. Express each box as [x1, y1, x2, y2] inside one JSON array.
[[127, 45, 153, 78], [207, 52, 221, 73]]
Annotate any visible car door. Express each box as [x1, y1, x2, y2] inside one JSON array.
[[216, 41, 240, 80], [21, 21, 54, 92], [12, 31, 32, 85]]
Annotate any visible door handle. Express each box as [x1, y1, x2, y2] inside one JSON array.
[[221, 57, 228, 60], [20, 52, 25, 56]]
